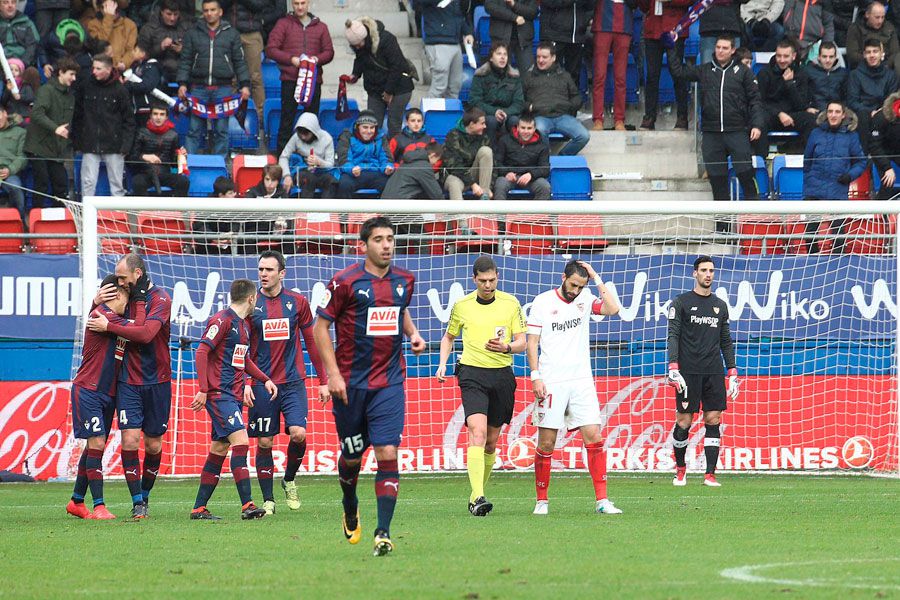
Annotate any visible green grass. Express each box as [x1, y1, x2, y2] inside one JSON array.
[[2, 473, 898, 599]]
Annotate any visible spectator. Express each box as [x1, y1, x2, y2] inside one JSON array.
[[806, 41, 847, 113], [177, 0, 251, 156], [0, 104, 26, 223], [35, 0, 70, 39], [493, 112, 551, 200], [699, 0, 746, 64], [193, 175, 236, 254], [468, 42, 525, 139], [870, 91, 900, 197], [846, 1, 900, 78], [242, 163, 288, 253], [137, 0, 191, 81], [755, 39, 816, 153], [224, 0, 268, 124], [266, 0, 334, 153], [639, 0, 692, 131], [73, 0, 129, 24], [130, 101, 189, 196], [485, 0, 537, 71], [2, 57, 36, 120], [781, 0, 834, 60], [388, 108, 435, 167], [522, 41, 590, 155], [591, 0, 635, 131], [24, 57, 78, 205], [335, 110, 393, 198], [72, 53, 136, 198], [40, 19, 92, 79], [124, 41, 164, 127], [848, 37, 899, 150], [243, 163, 284, 198], [538, 0, 593, 83], [344, 17, 415, 137], [830, 0, 861, 46], [442, 105, 493, 200], [741, 0, 785, 51], [87, 0, 139, 71], [668, 35, 764, 218], [0, 0, 40, 67], [382, 141, 445, 200], [735, 45, 753, 67], [415, 0, 474, 99], [278, 111, 337, 198]]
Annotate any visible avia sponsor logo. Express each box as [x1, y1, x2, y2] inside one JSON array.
[[366, 306, 399, 336], [0, 276, 82, 316], [690, 315, 718, 327], [551, 317, 582, 332], [231, 344, 248, 368], [262, 318, 290, 341]]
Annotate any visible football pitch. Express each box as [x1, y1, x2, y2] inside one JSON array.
[[2, 473, 898, 599]]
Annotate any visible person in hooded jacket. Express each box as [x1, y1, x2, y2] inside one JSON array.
[[335, 110, 393, 198], [847, 38, 899, 151], [279, 111, 337, 198]]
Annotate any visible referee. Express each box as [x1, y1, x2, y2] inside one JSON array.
[[436, 256, 526, 516], [666, 256, 739, 488]]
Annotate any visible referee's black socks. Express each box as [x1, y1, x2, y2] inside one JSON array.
[[704, 424, 721, 474], [672, 425, 689, 467]]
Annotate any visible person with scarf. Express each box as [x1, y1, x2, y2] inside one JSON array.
[[130, 101, 189, 197]]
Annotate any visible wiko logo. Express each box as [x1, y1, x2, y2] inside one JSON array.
[[851, 279, 897, 318]]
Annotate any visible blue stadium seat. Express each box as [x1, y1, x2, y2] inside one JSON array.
[[474, 6, 490, 57], [74, 155, 112, 197], [187, 154, 228, 196], [600, 54, 639, 104], [684, 21, 700, 58], [773, 154, 804, 199], [753, 52, 773, 74], [458, 63, 476, 102], [549, 155, 593, 200], [262, 58, 281, 98], [422, 98, 464, 142], [228, 100, 259, 149], [729, 155, 770, 199], [172, 111, 191, 148], [319, 97, 359, 143], [263, 98, 281, 151]]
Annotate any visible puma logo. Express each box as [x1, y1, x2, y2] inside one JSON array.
[[357, 289, 370, 298], [147, 469, 159, 476], [383, 481, 399, 491], [260, 469, 272, 475], [126, 469, 138, 476]]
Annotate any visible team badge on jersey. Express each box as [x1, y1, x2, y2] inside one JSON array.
[[367, 306, 399, 336], [495, 326, 507, 339], [286, 302, 293, 310], [319, 289, 332, 308], [263, 318, 290, 341], [713, 307, 720, 314], [206, 324, 219, 340], [231, 344, 248, 368], [395, 283, 404, 297]]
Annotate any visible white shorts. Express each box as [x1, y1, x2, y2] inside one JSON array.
[[531, 377, 602, 431]]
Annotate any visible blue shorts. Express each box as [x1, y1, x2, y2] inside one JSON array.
[[331, 384, 405, 460], [117, 381, 172, 436], [206, 393, 246, 441], [71, 385, 115, 439], [248, 381, 308, 437]]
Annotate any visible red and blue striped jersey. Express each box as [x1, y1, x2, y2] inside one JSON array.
[[248, 288, 316, 384], [74, 304, 132, 396], [592, 0, 634, 34], [198, 308, 253, 398], [119, 285, 172, 385], [317, 263, 415, 390]]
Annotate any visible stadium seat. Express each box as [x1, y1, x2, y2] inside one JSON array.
[[773, 154, 804, 199], [780, 218, 834, 254], [848, 167, 872, 200], [421, 98, 464, 142], [845, 217, 890, 254], [228, 99, 259, 149], [728, 155, 770, 199], [97, 210, 132, 255], [294, 213, 342, 255], [556, 214, 608, 252], [474, 5, 490, 57], [458, 63, 476, 102], [738, 216, 784, 255], [319, 98, 359, 144], [455, 217, 499, 253], [0, 207, 24, 253], [261, 58, 281, 98], [138, 211, 186, 254], [73, 155, 112, 197], [263, 98, 281, 152], [684, 20, 700, 58], [752, 52, 773, 75], [29, 207, 77, 254], [507, 215, 553, 254], [423, 218, 450, 255], [233, 154, 276, 195], [549, 156, 593, 200], [187, 154, 228, 196]]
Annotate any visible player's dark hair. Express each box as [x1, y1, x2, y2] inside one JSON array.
[[473, 255, 497, 276], [259, 249, 285, 271], [462, 106, 486, 127], [693, 255, 715, 270], [100, 273, 123, 290], [360, 216, 394, 242], [230, 278, 256, 303], [564, 260, 589, 279], [120, 253, 147, 275]]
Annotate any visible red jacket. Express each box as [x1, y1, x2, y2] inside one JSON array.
[[638, 0, 694, 40], [265, 12, 335, 81]]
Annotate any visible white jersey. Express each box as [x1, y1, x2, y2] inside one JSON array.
[[527, 288, 603, 384]]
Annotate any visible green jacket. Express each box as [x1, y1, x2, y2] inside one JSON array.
[[24, 79, 74, 159], [443, 121, 491, 188], [468, 63, 525, 117], [522, 62, 582, 118], [0, 11, 39, 66], [0, 115, 26, 175]]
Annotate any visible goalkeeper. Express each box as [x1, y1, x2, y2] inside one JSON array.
[[666, 256, 738, 488]]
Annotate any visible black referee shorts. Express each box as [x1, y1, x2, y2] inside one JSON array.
[[457, 364, 517, 427]]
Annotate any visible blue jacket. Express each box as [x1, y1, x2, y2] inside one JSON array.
[[847, 62, 898, 115], [337, 130, 391, 174], [803, 110, 867, 200], [415, 0, 472, 45], [805, 61, 847, 112]]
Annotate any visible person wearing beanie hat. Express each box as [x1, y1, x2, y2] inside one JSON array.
[[1, 56, 35, 120], [39, 19, 90, 79], [335, 109, 394, 198], [869, 90, 900, 198], [343, 16, 415, 137]]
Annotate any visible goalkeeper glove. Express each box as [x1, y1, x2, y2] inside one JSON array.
[[667, 362, 687, 396], [727, 368, 740, 400], [131, 272, 151, 303]]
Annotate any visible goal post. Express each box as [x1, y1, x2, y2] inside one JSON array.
[[67, 197, 900, 478]]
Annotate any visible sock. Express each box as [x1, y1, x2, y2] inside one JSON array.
[[482, 451, 495, 489], [71, 448, 88, 502], [284, 439, 307, 482], [193, 452, 225, 510], [467, 446, 486, 502], [673, 425, 690, 468], [534, 449, 552, 501], [704, 424, 721, 474], [85, 448, 104, 507], [337, 456, 360, 518], [141, 451, 161, 502], [122, 449, 143, 505], [231, 444, 252, 506], [585, 442, 608, 501], [256, 447, 274, 501], [374, 458, 399, 536]]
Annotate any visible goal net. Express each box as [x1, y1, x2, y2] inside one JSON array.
[[64, 198, 899, 478]]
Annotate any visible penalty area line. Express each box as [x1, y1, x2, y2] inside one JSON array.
[[720, 558, 900, 591]]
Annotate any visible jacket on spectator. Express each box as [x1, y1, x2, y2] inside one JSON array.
[[803, 108, 866, 199], [845, 19, 900, 71], [24, 78, 74, 158], [847, 61, 899, 114], [0, 113, 26, 175], [130, 117, 180, 175], [781, 0, 834, 51], [521, 62, 582, 118], [72, 70, 136, 154], [494, 127, 550, 178], [741, 0, 784, 24], [278, 112, 336, 175], [87, 13, 139, 67], [414, 0, 473, 45], [539, 0, 594, 44], [485, 0, 537, 45], [137, 12, 192, 78], [0, 10, 40, 66], [176, 18, 251, 88], [592, 0, 635, 34], [869, 91, 900, 173], [223, 0, 267, 33], [265, 11, 334, 81], [388, 127, 435, 166], [1, 81, 35, 120], [638, 0, 694, 39], [336, 117, 391, 174], [806, 61, 848, 110], [73, 0, 129, 23], [757, 55, 811, 117], [469, 62, 524, 118], [442, 121, 491, 187], [350, 17, 415, 97], [125, 57, 164, 117], [668, 54, 765, 132], [699, 0, 747, 35], [243, 179, 286, 197]]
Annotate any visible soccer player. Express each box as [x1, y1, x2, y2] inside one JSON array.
[[67, 275, 142, 520], [246, 250, 328, 515], [436, 256, 526, 517], [313, 216, 425, 557], [666, 256, 739, 487], [526, 260, 622, 516], [86, 253, 171, 519], [190, 278, 277, 520]]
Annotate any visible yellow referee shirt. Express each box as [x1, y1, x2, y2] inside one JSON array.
[[447, 290, 526, 369]]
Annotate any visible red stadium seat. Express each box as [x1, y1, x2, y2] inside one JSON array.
[[844, 217, 889, 254], [556, 214, 608, 252], [0, 207, 24, 253], [507, 215, 553, 254], [423, 218, 450, 255], [97, 210, 132, 255], [454, 217, 499, 254], [29, 207, 77, 254], [738, 216, 783, 255], [138, 211, 186, 254], [233, 154, 276, 196], [848, 169, 872, 200], [294, 213, 342, 255]]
